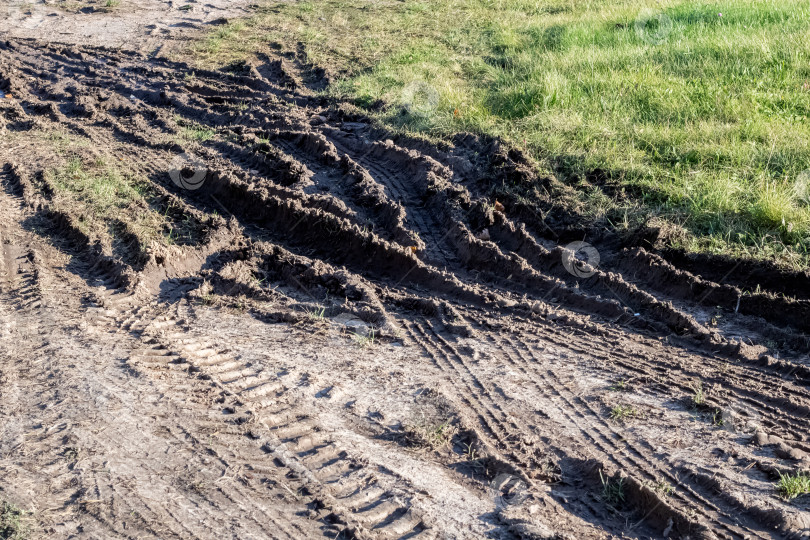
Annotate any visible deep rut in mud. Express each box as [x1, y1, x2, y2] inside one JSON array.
[[1, 38, 810, 539]]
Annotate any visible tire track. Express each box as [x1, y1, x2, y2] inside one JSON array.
[[0, 184, 333, 540], [533, 320, 810, 443], [402, 311, 782, 538], [84, 291, 432, 539], [499, 337, 765, 538], [324, 134, 459, 268], [2, 36, 807, 539]]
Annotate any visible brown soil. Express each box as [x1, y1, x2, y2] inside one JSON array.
[[1, 6, 810, 540], [0, 0, 253, 53]]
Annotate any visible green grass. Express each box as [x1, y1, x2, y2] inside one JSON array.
[[193, 0, 810, 267], [608, 379, 630, 392], [599, 470, 626, 506], [351, 328, 376, 348], [179, 124, 216, 143], [0, 501, 29, 540], [609, 404, 638, 421], [50, 157, 148, 216], [46, 156, 178, 250], [307, 306, 326, 320], [691, 381, 706, 407], [776, 471, 810, 500], [651, 479, 673, 496], [195, 22, 246, 54]]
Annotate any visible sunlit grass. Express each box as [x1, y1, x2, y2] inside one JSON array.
[[776, 471, 810, 500], [47, 156, 171, 250], [0, 500, 29, 540], [193, 0, 810, 266]]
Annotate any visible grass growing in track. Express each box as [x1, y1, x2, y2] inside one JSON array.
[[777, 471, 810, 500], [194, 0, 810, 267], [45, 152, 193, 252], [48, 157, 163, 240], [0, 501, 29, 540], [609, 404, 638, 422], [50, 158, 148, 217]]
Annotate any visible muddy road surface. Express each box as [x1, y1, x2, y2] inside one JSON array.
[[1, 35, 810, 539]]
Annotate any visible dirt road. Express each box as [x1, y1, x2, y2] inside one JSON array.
[[0, 6, 809, 539], [1, 0, 253, 53]]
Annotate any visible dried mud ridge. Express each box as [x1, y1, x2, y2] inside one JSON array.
[[1, 38, 810, 539]]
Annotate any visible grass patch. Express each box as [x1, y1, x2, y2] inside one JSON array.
[[608, 379, 631, 392], [599, 470, 626, 507], [0, 501, 29, 540], [45, 154, 199, 256], [192, 0, 810, 267], [307, 306, 326, 320], [609, 404, 639, 422], [776, 471, 810, 500], [180, 124, 216, 143], [403, 419, 458, 450], [691, 381, 706, 407], [651, 479, 673, 496], [195, 21, 246, 55], [48, 156, 162, 243], [49, 157, 149, 217], [351, 328, 376, 348]]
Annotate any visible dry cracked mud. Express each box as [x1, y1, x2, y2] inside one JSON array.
[[1, 8, 810, 540]]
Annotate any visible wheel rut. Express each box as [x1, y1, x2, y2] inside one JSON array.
[[1, 36, 808, 539], [84, 292, 433, 539]]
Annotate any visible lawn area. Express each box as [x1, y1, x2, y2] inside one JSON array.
[[193, 0, 810, 266]]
